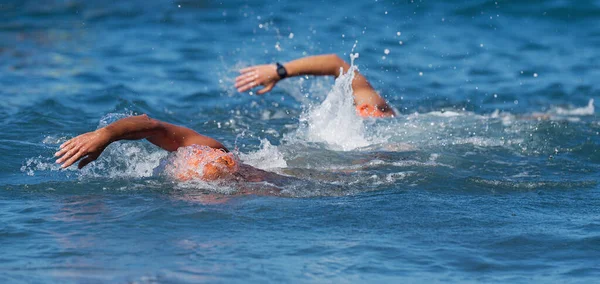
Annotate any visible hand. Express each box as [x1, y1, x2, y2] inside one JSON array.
[[235, 64, 280, 95], [54, 128, 111, 169]]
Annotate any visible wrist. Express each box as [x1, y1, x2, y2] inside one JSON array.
[[275, 62, 288, 79], [96, 127, 114, 143]]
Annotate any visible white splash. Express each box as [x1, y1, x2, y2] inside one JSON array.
[[294, 53, 370, 151], [21, 155, 66, 176], [80, 142, 167, 178], [238, 139, 287, 170], [553, 99, 594, 116]]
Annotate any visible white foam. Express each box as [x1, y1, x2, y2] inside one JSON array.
[[41, 135, 68, 145], [294, 56, 370, 151], [553, 99, 594, 116], [238, 139, 287, 170], [21, 155, 68, 176], [79, 142, 167, 178]]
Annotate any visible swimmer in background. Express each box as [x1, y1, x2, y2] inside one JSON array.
[[235, 54, 396, 118], [54, 114, 284, 185]]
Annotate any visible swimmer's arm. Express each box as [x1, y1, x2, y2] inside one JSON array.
[[55, 115, 227, 169], [235, 54, 395, 116], [236, 54, 352, 93]]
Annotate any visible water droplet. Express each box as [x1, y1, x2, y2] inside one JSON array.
[[533, 73, 538, 78], [384, 49, 390, 55], [396, 31, 401, 36], [419, 72, 423, 76]]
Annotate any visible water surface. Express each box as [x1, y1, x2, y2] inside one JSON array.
[[1, 0, 599, 282]]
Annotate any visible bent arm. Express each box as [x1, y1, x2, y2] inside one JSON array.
[[284, 54, 394, 116], [236, 54, 395, 117], [102, 114, 226, 152], [55, 115, 226, 169]]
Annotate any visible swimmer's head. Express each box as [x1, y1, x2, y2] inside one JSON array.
[[169, 145, 239, 181], [200, 154, 238, 181]]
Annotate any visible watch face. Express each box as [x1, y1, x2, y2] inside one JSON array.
[[277, 67, 286, 77], [277, 64, 287, 78]]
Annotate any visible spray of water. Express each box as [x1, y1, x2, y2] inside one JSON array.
[[237, 139, 287, 170], [292, 53, 371, 151]]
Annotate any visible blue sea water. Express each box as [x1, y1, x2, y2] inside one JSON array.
[[1, 0, 600, 282]]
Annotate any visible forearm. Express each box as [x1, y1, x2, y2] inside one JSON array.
[[101, 114, 165, 143], [283, 54, 373, 92], [283, 54, 350, 78]]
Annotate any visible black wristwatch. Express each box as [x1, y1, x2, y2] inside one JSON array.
[[276, 62, 288, 79]]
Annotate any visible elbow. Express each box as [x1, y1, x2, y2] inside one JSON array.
[[139, 113, 155, 123], [138, 114, 151, 121], [138, 114, 163, 130], [326, 54, 345, 66], [325, 54, 349, 76]]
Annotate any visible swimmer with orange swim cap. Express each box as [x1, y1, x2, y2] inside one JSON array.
[[54, 114, 241, 181], [235, 54, 396, 118]]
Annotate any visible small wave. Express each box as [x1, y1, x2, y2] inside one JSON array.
[[468, 177, 597, 191], [552, 99, 594, 116]]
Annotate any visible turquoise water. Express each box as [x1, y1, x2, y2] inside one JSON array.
[[1, 0, 599, 282]]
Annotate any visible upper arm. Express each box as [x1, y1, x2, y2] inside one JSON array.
[[344, 61, 396, 117], [146, 121, 228, 152]]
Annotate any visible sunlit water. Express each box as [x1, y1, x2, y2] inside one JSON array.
[[1, 0, 599, 282]]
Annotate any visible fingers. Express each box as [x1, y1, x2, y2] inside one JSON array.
[[237, 64, 280, 94], [234, 72, 259, 91], [55, 138, 85, 168], [57, 133, 83, 155], [257, 84, 274, 95], [239, 66, 256, 74], [55, 145, 79, 163], [54, 143, 73, 157], [59, 139, 74, 149], [237, 81, 258, 93], [61, 149, 85, 169], [235, 68, 256, 79], [78, 155, 96, 169]]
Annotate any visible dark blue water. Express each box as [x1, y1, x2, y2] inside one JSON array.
[[1, 0, 599, 282]]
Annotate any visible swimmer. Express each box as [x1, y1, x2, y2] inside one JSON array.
[[235, 54, 396, 118], [54, 114, 286, 184]]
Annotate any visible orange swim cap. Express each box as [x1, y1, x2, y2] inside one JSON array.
[[169, 145, 239, 181], [356, 103, 389, 118]]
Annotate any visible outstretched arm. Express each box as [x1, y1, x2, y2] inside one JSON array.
[[54, 114, 226, 169], [235, 54, 395, 117]]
